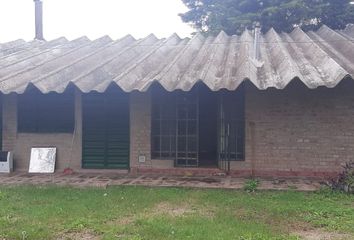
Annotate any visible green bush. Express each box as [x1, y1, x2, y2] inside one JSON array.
[[330, 161, 354, 194], [243, 179, 260, 193]]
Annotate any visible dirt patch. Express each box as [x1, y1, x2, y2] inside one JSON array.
[[107, 215, 135, 226], [57, 230, 100, 240], [293, 229, 352, 240], [154, 202, 196, 217], [235, 208, 253, 220], [235, 208, 273, 223], [151, 202, 215, 218], [236, 211, 353, 240]]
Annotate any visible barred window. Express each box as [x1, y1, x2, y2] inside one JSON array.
[[151, 89, 176, 159], [151, 85, 245, 164]]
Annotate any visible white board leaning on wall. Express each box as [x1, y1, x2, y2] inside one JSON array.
[[29, 147, 57, 173]]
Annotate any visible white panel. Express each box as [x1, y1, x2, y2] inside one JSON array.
[[29, 147, 56, 173]]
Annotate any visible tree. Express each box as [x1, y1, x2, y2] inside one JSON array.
[[179, 0, 354, 35]]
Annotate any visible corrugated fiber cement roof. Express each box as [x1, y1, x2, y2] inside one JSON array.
[[0, 24, 354, 94]]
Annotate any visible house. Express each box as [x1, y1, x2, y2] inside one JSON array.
[[0, 24, 354, 178]]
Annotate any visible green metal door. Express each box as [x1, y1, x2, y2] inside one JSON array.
[[82, 90, 129, 169]]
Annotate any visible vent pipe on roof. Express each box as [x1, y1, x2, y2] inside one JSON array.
[[34, 0, 44, 40], [253, 22, 261, 61]]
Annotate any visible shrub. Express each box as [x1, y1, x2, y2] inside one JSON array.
[[243, 179, 260, 193], [329, 161, 354, 194]]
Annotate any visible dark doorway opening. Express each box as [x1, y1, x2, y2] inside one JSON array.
[[198, 86, 218, 168]]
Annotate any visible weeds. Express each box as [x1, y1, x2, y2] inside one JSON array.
[[243, 179, 260, 192], [329, 161, 354, 193]]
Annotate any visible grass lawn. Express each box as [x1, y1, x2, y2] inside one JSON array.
[[0, 186, 353, 240]]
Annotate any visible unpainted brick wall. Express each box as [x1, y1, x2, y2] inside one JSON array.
[[2, 90, 82, 171], [3, 79, 353, 176], [130, 80, 354, 177], [242, 79, 354, 176]]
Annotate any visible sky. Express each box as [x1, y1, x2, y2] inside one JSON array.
[[0, 0, 194, 43]]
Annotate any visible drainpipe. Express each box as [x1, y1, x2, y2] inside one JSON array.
[[34, 0, 44, 40], [253, 22, 261, 61]]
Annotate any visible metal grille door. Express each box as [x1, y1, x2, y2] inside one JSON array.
[[218, 90, 245, 172]]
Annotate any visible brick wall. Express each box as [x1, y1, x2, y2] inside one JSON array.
[[3, 79, 354, 177], [239, 79, 354, 177], [129, 80, 354, 177], [2, 90, 82, 171], [129, 90, 174, 173]]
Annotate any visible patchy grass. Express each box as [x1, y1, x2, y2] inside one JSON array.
[[0, 186, 353, 240]]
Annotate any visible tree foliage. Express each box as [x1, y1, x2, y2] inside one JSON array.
[[179, 0, 354, 35]]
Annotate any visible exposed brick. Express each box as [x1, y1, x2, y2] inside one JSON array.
[[243, 79, 354, 176], [130, 80, 354, 178], [2, 90, 82, 171], [3, 79, 354, 178]]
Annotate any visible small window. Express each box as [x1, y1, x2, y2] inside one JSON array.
[[17, 89, 75, 133]]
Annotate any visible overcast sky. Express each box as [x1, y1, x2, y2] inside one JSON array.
[[0, 0, 194, 43]]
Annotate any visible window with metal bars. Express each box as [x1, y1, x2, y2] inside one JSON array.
[[151, 85, 246, 163], [17, 88, 75, 133], [151, 89, 176, 159]]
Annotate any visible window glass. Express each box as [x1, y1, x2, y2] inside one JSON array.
[[18, 89, 75, 133]]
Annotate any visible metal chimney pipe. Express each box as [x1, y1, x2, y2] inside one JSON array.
[[34, 0, 44, 40], [253, 22, 261, 61]]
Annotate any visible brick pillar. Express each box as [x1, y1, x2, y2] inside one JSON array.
[[129, 91, 152, 171], [2, 94, 17, 152], [65, 89, 82, 170]]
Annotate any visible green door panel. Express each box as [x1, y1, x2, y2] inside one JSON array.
[[82, 91, 129, 169]]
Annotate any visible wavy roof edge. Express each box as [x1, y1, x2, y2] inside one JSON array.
[[0, 24, 353, 94]]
